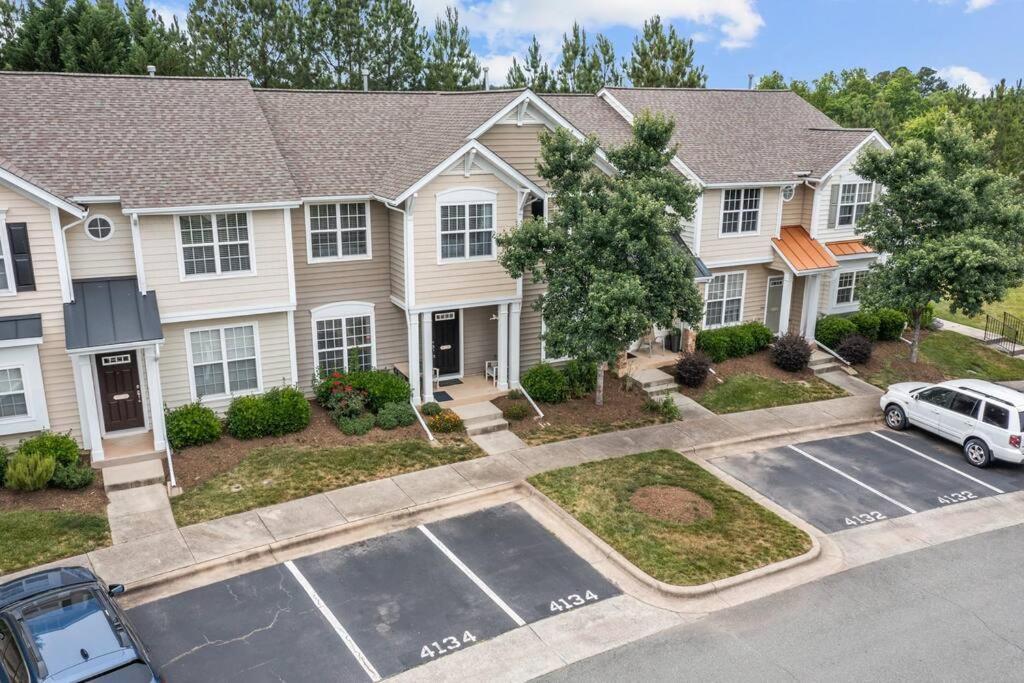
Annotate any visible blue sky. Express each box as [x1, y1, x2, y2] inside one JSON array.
[[158, 0, 1023, 91]]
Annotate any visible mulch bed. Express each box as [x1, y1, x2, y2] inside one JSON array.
[[861, 336, 946, 386], [661, 349, 822, 400], [492, 372, 663, 445], [0, 474, 107, 515], [630, 485, 714, 525], [169, 401, 425, 490]]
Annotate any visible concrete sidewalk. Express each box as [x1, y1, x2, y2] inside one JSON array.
[[0, 394, 882, 587]]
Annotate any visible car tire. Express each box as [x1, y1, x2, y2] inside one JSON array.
[[884, 404, 908, 431], [963, 438, 992, 468]]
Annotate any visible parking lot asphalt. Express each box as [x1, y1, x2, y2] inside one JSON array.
[[712, 428, 1023, 534], [128, 503, 620, 682]]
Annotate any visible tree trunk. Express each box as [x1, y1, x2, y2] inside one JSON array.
[[909, 312, 923, 363], [595, 363, 605, 406]]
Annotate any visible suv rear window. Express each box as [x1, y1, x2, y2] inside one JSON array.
[[983, 403, 1010, 429], [949, 393, 981, 418]]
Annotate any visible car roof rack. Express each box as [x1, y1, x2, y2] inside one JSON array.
[[957, 386, 1014, 408]]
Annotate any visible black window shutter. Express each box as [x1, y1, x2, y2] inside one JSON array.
[[6, 223, 36, 291]]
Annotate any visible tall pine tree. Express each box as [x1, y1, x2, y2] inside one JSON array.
[[123, 0, 192, 76], [60, 0, 130, 73], [424, 6, 479, 90], [624, 15, 706, 88], [188, 0, 299, 87], [364, 0, 425, 90], [306, 0, 368, 88], [505, 35, 554, 92], [0, 0, 17, 68], [6, 0, 71, 71]]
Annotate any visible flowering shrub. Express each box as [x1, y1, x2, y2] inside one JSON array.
[[428, 409, 464, 433]]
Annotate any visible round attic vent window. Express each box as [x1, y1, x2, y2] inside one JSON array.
[[781, 185, 796, 202], [86, 216, 114, 241]]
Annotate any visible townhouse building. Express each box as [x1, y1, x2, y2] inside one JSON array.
[[0, 72, 885, 465]]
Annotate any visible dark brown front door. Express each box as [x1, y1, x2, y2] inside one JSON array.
[[432, 310, 460, 376], [96, 351, 145, 432]]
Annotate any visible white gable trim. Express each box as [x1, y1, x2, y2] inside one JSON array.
[[596, 89, 704, 186], [818, 131, 892, 186], [124, 200, 301, 216], [393, 140, 546, 206], [0, 169, 86, 218]]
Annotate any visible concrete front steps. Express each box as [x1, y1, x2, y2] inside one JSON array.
[[809, 349, 843, 376], [627, 368, 677, 400], [102, 459, 165, 493], [452, 401, 509, 436]]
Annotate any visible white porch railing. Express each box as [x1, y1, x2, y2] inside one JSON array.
[[518, 385, 544, 419], [412, 400, 435, 441]]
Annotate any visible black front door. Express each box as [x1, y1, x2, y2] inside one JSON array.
[[96, 351, 145, 432], [432, 310, 460, 376]]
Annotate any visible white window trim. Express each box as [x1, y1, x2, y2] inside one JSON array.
[[833, 178, 875, 230], [85, 214, 115, 242], [0, 345, 49, 436], [174, 211, 258, 282], [540, 318, 570, 363], [829, 266, 870, 313], [310, 301, 377, 375], [184, 321, 263, 402], [703, 270, 746, 329], [719, 188, 762, 237], [435, 188, 498, 264], [304, 201, 373, 264], [0, 210, 15, 297]]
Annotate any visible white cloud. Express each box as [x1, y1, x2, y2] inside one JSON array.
[[937, 65, 993, 95], [481, 53, 518, 87], [966, 0, 998, 11]]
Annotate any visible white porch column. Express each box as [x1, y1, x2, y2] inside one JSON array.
[[421, 311, 434, 403], [801, 274, 822, 341], [497, 303, 510, 390], [407, 313, 421, 405], [778, 272, 794, 335], [509, 301, 522, 388], [75, 355, 104, 461], [144, 346, 166, 451]]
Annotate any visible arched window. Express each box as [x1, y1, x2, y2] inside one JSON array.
[[85, 216, 114, 241]]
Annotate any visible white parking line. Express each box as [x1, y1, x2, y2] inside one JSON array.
[[284, 560, 382, 682], [418, 525, 527, 627], [787, 445, 918, 514], [871, 432, 1005, 494]]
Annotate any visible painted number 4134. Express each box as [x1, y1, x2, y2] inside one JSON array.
[[421, 632, 476, 659], [550, 591, 599, 613]]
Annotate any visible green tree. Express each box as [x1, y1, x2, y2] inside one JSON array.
[[364, 0, 425, 89], [591, 34, 622, 88], [123, 0, 192, 76], [306, 0, 367, 88], [60, 0, 129, 73], [0, 0, 18, 67], [424, 6, 479, 90], [6, 0, 71, 71], [505, 35, 554, 92], [554, 24, 620, 93], [756, 70, 787, 90], [623, 15, 706, 88], [855, 114, 1024, 361], [498, 112, 703, 404]]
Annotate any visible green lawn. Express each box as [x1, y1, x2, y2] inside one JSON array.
[[171, 439, 481, 526], [866, 331, 1024, 388], [934, 286, 1024, 330], [530, 450, 812, 586], [0, 511, 110, 576], [696, 373, 847, 414]]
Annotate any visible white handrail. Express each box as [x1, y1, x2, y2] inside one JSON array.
[[412, 400, 435, 441], [815, 340, 851, 366], [517, 385, 544, 419], [165, 443, 177, 489]]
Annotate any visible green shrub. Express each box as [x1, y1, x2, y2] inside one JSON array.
[[165, 403, 222, 450], [0, 446, 10, 487], [18, 432, 80, 468], [561, 360, 597, 399], [696, 322, 771, 363], [343, 370, 412, 412], [743, 321, 774, 351], [522, 363, 568, 403], [815, 315, 858, 350], [377, 402, 417, 430], [658, 396, 680, 420], [334, 412, 376, 436], [5, 452, 55, 491], [420, 401, 443, 417], [848, 311, 881, 342], [263, 387, 311, 436], [676, 351, 711, 388], [771, 333, 812, 372], [428, 409, 464, 433], [502, 403, 529, 421], [876, 308, 908, 341], [506, 389, 525, 400], [695, 328, 731, 363], [50, 462, 94, 490], [225, 395, 271, 440]]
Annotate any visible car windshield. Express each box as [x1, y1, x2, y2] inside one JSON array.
[[18, 588, 125, 677]]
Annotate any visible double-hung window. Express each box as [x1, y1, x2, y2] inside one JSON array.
[[835, 269, 868, 305], [0, 367, 27, 418], [721, 188, 760, 235], [704, 273, 745, 328], [179, 212, 252, 277], [313, 303, 375, 374], [836, 181, 873, 228], [440, 201, 494, 260], [188, 324, 260, 399], [308, 202, 370, 260]]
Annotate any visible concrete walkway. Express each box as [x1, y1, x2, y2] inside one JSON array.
[[818, 369, 883, 397], [1, 394, 882, 587], [936, 318, 986, 341], [106, 484, 177, 545]]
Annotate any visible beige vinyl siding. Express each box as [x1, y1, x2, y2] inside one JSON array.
[[478, 124, 549, 191], [701, 264, 773, 326], [520, 278, 544, 370], [65, 203, 135, 279], [160, 312, 292, 413], [413, 173, 518, 306], [388, 205, 405, 304], [819, 256, 876, 315], [814, 140, 882, 242], [780, 184, 812, 228], [462, 305, 497, 377], [0, 187, 80, 444], [140, 208, 291, 318], [698, 187, 780, 264], [292, 202, 407, 391], [788, 276, 806, 332]]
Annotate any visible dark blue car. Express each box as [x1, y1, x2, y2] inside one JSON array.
[[0, 567, 159, 682]]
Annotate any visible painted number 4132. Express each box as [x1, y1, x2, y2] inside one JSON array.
[[421, 632, 476, 659], [844, 511, 886, 527], [550, 591, 599, 613]]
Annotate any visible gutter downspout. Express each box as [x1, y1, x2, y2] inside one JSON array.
[[59, 210, 91, 300]]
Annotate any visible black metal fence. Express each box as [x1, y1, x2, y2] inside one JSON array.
[[984, 312, 1024, 355]]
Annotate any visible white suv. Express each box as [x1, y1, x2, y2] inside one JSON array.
[[880, 379, 1024, 468]]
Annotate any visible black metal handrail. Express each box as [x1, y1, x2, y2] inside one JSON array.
[[984, 312, 1024, 354]]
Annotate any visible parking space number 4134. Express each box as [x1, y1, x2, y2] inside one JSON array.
[[550, 591, 599, 612], [421, 632, 476, 659]]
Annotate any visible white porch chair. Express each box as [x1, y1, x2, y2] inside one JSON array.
[[485, 360, 499, 386]]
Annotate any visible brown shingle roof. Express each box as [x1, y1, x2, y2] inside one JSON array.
[[0, 72, 298, 210]]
